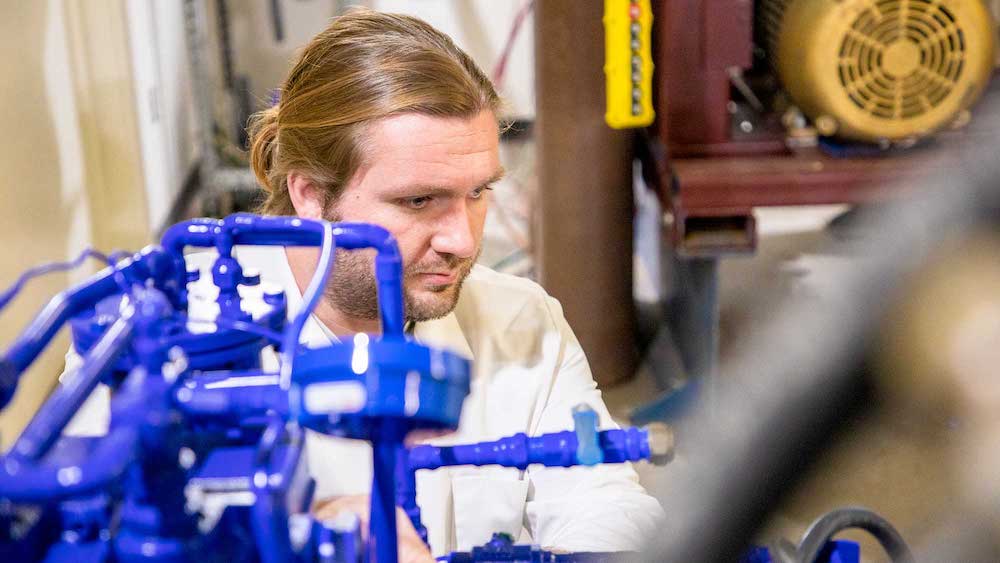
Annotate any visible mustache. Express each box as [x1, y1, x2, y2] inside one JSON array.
[[405, 255, 470, 274]]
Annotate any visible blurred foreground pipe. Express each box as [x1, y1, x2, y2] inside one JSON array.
[[535, 0, 635, 386], [642, 97, 1000, 562]]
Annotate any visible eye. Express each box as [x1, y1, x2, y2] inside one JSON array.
[[404, 195, 433, 209], [470, 185, 494, 200]]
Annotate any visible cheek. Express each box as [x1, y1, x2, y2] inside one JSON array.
[[333, 200, 423, 255], [394, 226, 436, 269], [470, 205, 488, 241]]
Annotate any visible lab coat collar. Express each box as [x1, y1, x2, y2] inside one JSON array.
[[412, 311, 474, 362]]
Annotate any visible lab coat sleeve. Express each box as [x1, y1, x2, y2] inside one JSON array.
[[523, 296, 666, 553]]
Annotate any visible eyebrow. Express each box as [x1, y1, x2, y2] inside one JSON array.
[[486, 167, 507, 184], [389, 167, 507, 197]]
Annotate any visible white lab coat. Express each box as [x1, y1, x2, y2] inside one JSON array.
[[65, 245, 665, 556]]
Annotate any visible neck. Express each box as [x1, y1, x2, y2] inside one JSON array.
[[285, 247, 381, 336]]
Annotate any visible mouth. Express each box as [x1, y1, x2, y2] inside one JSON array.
[[415, 271, 458, 286]]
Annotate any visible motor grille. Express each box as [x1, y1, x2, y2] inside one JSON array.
[[837, 0, 967, 120]]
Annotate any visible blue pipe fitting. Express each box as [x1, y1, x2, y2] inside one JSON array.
[[572, 404, 604, 466], [262, 285, 286, 308], [442, 533, 555, 563], [241, 268, 261, 286], [160, 217, 223, 256], [290, 337, 471, 439], [212, 255, 249, 321]]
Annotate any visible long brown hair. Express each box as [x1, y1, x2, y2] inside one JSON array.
[[248, 8, 501, 215]]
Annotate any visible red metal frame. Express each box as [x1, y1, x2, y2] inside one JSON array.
[[648, 0, 994, 256]]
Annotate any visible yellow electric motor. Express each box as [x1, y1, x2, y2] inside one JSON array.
[[759, 0, 996, 142]]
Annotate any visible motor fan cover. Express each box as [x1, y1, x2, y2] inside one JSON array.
[[760, 0, 996, 142]]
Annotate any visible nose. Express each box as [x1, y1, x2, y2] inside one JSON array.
[[430, 200, 478, 259]]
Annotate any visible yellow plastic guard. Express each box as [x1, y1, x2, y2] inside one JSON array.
[[604, 0, 655, 129]]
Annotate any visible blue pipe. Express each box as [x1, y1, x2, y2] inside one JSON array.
[[369, 421, 404, 563], [327, 222, 404, 338], [278, 219, 334, 392], [8, 313, 135, 463], [162, 214, 404, 383], [234, 216, 404, 336], [0, 427, 138, 502], [407, 428, 650, 471], [173, 376, 287, 420], [0, 282, 172, 504], [395, 446, 426, 544], [0, 255, 148, 394], [165, 214, 405, 343], [316, 524, 335, 563], [251, 416, 303, 563], [160, 217, 223, 256], [396, 427, 653, 549], [0, 212, 400, 447]]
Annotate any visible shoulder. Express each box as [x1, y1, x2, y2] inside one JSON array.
[[463, 264, 551, 301], [453, 265, 568, 336], [460, 265, 558, 312]]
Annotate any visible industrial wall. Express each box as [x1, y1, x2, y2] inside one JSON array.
[[0, 1, 151, 440], [214, 0, 535, 121]]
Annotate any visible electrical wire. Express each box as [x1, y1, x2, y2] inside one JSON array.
[[482, 4, 539, 274], [491, 0, 537, 89], [0, 248, 115, 313], [796, 507, 913, 563], [278, 221, 335, 390]]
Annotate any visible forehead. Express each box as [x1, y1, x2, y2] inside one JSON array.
[[357, 110, 501, 190]]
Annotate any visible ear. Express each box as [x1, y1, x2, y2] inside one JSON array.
[[286, 171, 325, 219]]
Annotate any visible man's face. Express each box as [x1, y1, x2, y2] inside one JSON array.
[[324, 110, 502, 323]]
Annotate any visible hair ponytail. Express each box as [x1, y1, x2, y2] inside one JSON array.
[[248, 106, 280, 193]]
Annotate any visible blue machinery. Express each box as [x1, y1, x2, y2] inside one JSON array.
[[0, 214, 905, 562], [0, 214, 673, 563]]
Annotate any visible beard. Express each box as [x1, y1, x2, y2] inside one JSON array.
[[323, 245, 479, 323]]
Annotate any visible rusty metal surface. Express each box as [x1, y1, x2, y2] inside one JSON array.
[[657, 148, 951, 255], [667, 150, 938, 210], [648, 0, 995, 255], [653, 0, 755, 150], [535, 0, 636, 386]]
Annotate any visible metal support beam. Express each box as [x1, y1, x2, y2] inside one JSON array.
[[535, 0, 636, 386]]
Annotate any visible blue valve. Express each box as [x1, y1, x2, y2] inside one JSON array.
[[572, 404, 604, 466]]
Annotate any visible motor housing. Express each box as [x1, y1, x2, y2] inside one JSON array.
[[759, 0, 996, 142]]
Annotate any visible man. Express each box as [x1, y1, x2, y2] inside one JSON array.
[[70, 8, 664, 562]]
